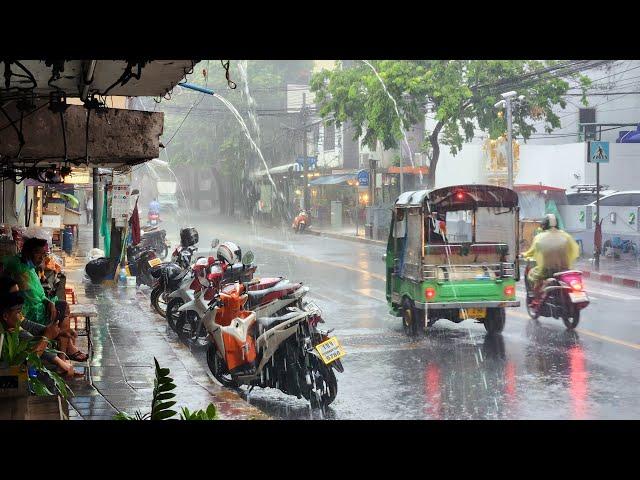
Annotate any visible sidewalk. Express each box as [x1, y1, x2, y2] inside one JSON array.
[[576, 255, 640, 289], [61, 225, 268, 420], [308, 225, 386, 246]]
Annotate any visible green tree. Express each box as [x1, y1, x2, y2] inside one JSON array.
[[145, 60, 312, 214], [311, 60, 591, 188]]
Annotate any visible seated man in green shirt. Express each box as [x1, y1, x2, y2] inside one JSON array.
[[0, 280, 79, 378], [2, 237, 88, 362]]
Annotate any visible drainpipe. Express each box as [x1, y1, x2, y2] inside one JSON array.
[[81, 60, 98, 101], [179, 82, 215, 95]]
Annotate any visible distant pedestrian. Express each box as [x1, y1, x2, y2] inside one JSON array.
[[85, 193, 93, 224]]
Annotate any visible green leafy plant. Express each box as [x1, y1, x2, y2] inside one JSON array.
[[311, 60, 593, 188], [179, 404, 217, 420], [114, 357, 217, 421], [0, 323, 72, 398]]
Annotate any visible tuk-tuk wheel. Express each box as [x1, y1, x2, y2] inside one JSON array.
[[402, 298, 424, 337], [483, 308, 506, 335]]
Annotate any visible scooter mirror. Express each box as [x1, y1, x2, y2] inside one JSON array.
[[211, 239, 220, 248], [242, 250, 255, 266]]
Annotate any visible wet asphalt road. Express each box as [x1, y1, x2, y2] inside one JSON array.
[[157, 211, 640, 420]]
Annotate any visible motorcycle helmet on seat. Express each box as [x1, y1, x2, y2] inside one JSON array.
[[217, 241, 242, 265]]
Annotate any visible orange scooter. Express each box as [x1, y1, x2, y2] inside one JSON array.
[[292, 209, 310, 233], [203, 254, 344, 408]]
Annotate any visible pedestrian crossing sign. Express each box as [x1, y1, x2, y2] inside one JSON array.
[[588, 141, 609, 163]]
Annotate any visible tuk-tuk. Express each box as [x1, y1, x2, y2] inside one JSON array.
[[385, 184, 521, 335]]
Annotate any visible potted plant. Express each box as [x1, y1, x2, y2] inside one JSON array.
[[0, 323, 72, 399]]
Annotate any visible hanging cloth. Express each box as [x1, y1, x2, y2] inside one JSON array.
[[100, 187, 111, 256], [130, 197, 141, 246]]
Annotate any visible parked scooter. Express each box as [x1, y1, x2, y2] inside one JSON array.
[[127, 244, 161, 287], [148, 211, 160, 227], [203, 256, 344, 409], [167, 241, 257, 335], [524, 259, 590, 329], [292, 209, 310, 233], [171, 245, 198, 269], [140, 227, 169, 260], [149, 261, 190, 316]]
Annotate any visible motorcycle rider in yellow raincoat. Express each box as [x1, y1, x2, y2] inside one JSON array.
[[523, 214, 580, 305]]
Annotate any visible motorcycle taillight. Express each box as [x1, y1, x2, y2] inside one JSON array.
[[569, 279, 583, 291]]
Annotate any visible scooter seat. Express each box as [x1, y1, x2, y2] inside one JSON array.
[[247, 280, 291, 301], [257, 311, 301, 330], [250, 277, 284, 291], [553, 270, 582, 278]]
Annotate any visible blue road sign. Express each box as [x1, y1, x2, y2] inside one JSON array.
[[296, 156, 318, 168], [588, 141, 610, 163], [357, 170, 370, 186]]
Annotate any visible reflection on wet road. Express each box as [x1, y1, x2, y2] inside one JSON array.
[[164, 212, 640, 419]]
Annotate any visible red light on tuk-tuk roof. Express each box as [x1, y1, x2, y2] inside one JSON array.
[[425, 287, 436, 300], [456, 191, 465, 200]]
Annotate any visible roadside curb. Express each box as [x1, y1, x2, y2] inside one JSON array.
[[582, 270, 640, 289], [308, 228, 386, 246]]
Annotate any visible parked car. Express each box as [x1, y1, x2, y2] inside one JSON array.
[[587, 190, 640, 207], [565, 185, 616, 206]]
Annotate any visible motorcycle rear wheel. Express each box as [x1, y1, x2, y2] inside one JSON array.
[[175, 311, 201, 342], [206, 342, 239, 388], [165, 297, 184, 332], [562, 307, 580, 330]]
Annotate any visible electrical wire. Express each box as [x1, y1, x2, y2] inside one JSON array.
[[0, 102, 48, 133], [163, 94, 206, 146], [0, 104, 25, 156]]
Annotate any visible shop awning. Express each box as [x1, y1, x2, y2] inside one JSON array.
[[387, 166, 429, 175], [309, 173, 357, 186]]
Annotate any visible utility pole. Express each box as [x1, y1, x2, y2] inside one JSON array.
[[505, 96, 514, 188], [302, 93, 310, 212], [495, 91, 522, 189], [399, 147, 404, 194]]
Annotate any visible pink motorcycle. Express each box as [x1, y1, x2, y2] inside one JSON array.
[[524, 259, 590, 329]]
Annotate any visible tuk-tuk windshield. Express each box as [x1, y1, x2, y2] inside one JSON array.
[[425, 206, 517, 262]]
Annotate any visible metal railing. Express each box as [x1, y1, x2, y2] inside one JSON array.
[[393, 256, 516, 281], [423, 262, 516, 281]]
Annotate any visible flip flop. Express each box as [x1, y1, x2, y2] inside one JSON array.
[[68, 350, 89, 362]]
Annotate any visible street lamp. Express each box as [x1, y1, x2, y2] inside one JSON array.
[[494, 91, 524, 188]]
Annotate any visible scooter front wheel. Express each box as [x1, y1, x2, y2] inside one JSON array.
[[206, 342, 238, 388], [524, 274, 540, 320], [301, 355, 338, 409]]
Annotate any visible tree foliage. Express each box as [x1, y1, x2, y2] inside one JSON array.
[[310, 60, 591, 187]]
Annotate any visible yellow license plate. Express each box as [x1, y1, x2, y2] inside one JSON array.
[[460, 308, 486, 319], [315, 336, 346, 365], [148, 258, 162, 267]]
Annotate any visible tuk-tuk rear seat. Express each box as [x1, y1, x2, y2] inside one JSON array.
[[424, 243, 508, 266]]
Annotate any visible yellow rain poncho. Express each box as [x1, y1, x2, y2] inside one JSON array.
[[523, 228, 580, 282]]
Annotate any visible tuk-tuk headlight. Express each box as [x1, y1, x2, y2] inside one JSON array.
[[425, 287, 436, 300]]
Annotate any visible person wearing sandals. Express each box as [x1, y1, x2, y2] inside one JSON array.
[[0, 278, 80, 378], [1, 238, 88, 362]]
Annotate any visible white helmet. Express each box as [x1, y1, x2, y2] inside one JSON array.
[[217, 241, 241, 265]]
